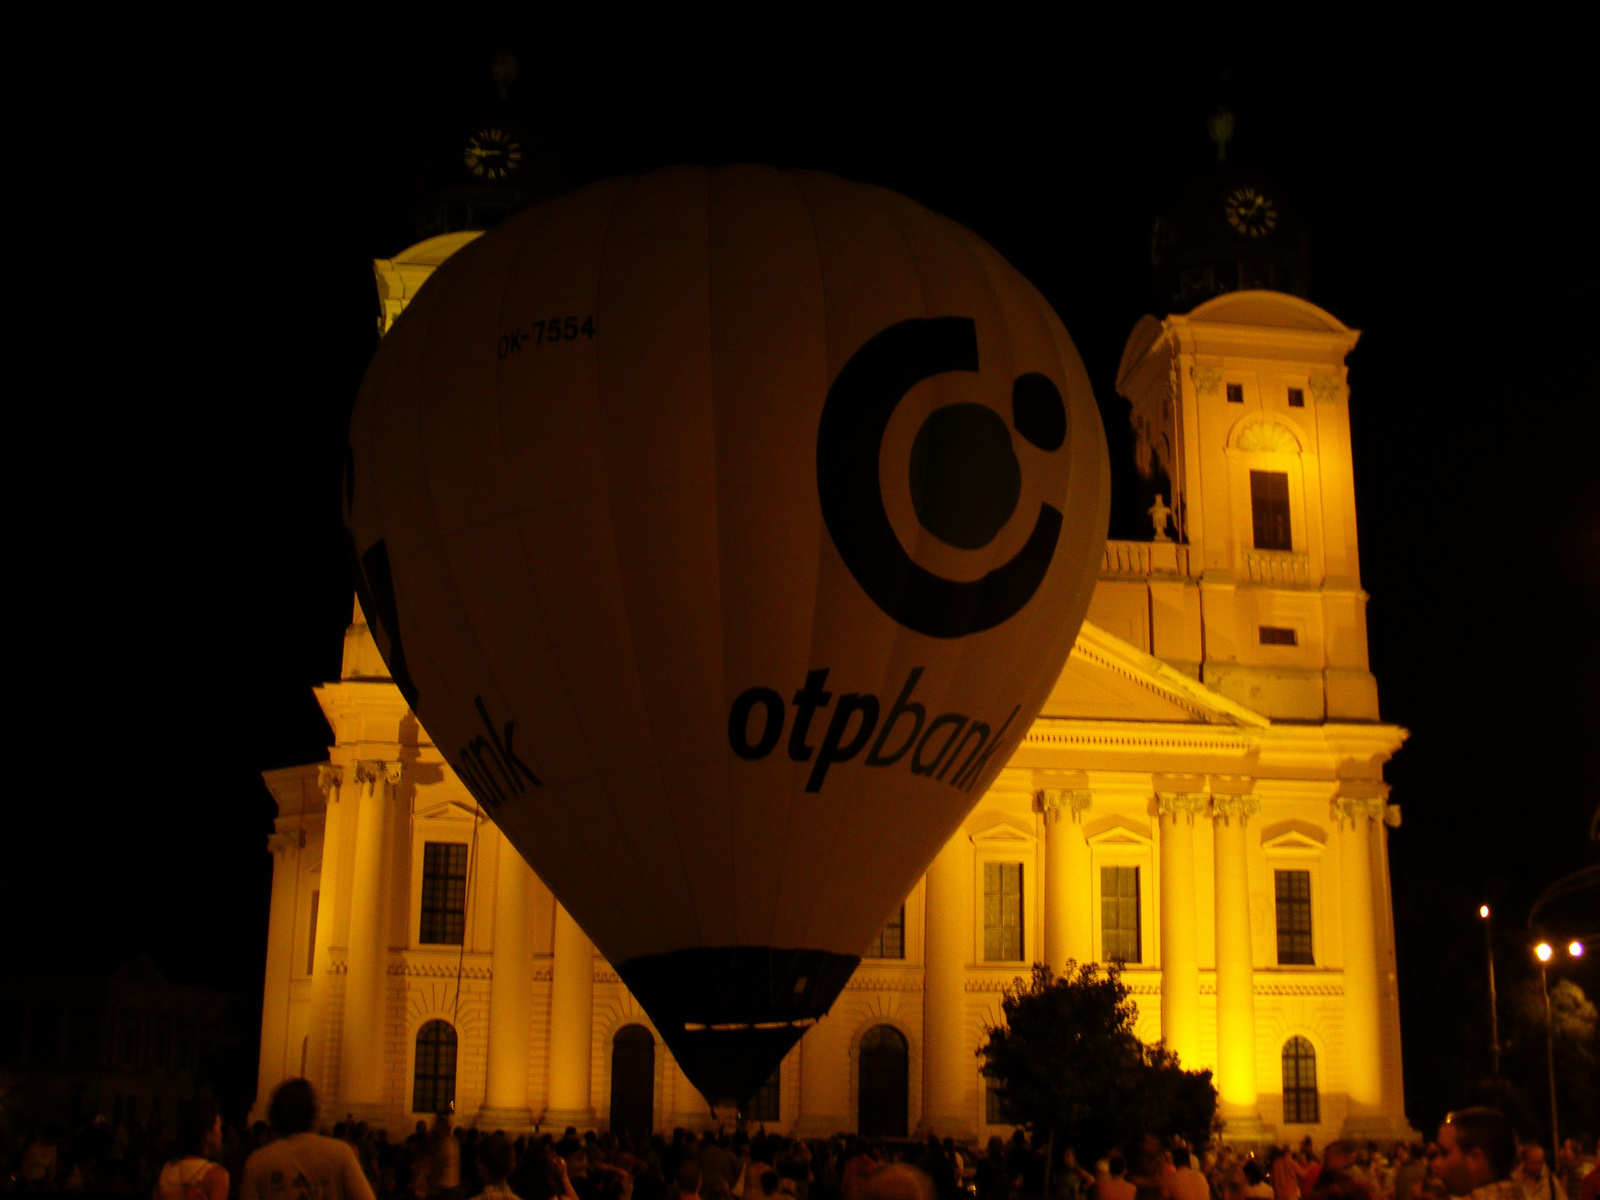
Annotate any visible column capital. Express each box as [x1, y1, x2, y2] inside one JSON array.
[[1332, 796, 1387, 825], [1210, 794, 1260, 825], [1156, 792, 1208, 820], [317, 764, 344, 799], [1036, 788, 1092, 823], [355, 760, 403, 787], [266, 829, 305, 857]]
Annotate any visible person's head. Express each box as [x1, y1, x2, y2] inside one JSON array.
[[479, 1135, 514, 1185], [1433, 1108, 1516, 1195], [676, 1159, 703, 1198], [178, 1099, 221, 1159], [1520, 1146, 1546, 1177], [1324, 1142, 1357, 1173], [1174, 1149, 1192, 1170], [269, 1079, 317, 1135], [566, 1150, 589, 1177], [1243, 1161, 1264, 1186], [1109, 1157, 1127, 1179], [761, 1169, 781, 1197]]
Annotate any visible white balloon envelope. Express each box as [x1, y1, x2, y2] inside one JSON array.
[[346, 165, 1110, 1106]]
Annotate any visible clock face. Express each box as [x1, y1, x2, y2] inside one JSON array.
[[463, 128, 524, 181], [1224, 187, 1278, 238]]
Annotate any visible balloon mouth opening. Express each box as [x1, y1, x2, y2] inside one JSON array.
[[616, 946, 859, 1107]]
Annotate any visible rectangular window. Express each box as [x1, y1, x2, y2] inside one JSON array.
[[983, 863, 1024, 961], [120, 1010, 141, 1068], [749, 1066, 781, 1122], [1287, 387, 1305, 407], [985, 1074, 1009, 1125], [420, 842, 470, 945], [1226, 383, 1244, 403], [1100, 866, 1141, 963], [1275, 870, 1314, 965], [1250, 470, 1293, 551], [306, 890, 320, 975], [1259, 626, 1297, 646], [865, 904, 906, 959]]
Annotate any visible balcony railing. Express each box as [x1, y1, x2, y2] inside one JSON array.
[[1245, 549, 1311, 586], [1101, 540, 1191, 578]]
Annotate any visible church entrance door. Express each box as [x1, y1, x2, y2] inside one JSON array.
[[610, 1025, 654, 1139], [858, 1025, 908, 1138]]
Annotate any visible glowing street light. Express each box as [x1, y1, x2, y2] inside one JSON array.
[[1480, 904, 1500, 1079], [1535, 942, 1554, 962]]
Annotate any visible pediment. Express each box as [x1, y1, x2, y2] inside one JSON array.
[[1037, 621, 1269, 726], [969, 814, 1035, 844], [1085, 814, 1153, 845], [415, 798, 487, 824], [1261, 819, 1328, 854]]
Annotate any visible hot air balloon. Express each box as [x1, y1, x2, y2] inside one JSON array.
[[345, 165, 1109, 1108]]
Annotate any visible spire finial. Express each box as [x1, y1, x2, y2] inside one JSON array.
[[1207, 107, 1235, 162], [491, 53, 520, 102]]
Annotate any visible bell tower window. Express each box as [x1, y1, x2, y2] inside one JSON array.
[[1250, 470, 1292, 550], [1226, 383, 1244, 403]]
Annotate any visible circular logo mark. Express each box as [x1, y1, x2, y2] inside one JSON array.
[[817, 317, 1068, 638]]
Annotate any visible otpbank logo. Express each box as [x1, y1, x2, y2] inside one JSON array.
[[816, 316, 1068, 639]]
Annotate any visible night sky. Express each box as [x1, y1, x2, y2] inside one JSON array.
[[8, 28, 1595, 1132]]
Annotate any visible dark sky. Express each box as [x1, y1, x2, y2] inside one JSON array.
[[9, 27, 1595, 1128]]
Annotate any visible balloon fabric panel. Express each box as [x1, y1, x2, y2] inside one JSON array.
[[345, 165, 1110, 1107]]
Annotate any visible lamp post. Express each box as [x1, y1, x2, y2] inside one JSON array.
[[1480, 905, 1499, 1079], [1534, 941, 1557, 1148]]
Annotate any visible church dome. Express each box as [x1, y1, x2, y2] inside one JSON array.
[[1149, 111, 1309, 314]]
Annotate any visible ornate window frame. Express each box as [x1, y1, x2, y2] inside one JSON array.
[[1084, 815, 1155, 966], [969, 816, 1040, 966], [1259, 820, 1328, 970]]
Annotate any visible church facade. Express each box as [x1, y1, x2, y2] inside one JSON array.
[[252, 232, 1410, 1146]]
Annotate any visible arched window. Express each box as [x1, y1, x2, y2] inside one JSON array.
[[858, 1025, 908, 1139], [413, 1020, 457, 1115], [609, 1025, 654, 1140], [1281, 1036, 1318, 1124]]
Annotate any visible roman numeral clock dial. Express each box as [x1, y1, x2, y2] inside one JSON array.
[[1225, 186, 1278, 238], [463, 128, 523, 181]]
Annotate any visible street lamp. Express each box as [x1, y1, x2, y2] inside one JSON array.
[[1530, 938, 1585, 1149], [1481, 905, 1500, 1079]]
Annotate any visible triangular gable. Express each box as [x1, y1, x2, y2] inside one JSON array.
[[415, 798, 488, 824], [1037, 621, 1270, 727]]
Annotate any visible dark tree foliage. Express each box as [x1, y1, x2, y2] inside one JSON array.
[[979, 962, 1219, 1160]]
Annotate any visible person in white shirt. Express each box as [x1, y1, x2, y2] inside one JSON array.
[[240, 1079, 377, 1200]]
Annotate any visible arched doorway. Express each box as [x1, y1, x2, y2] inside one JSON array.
[[413, 1019, 457, 1115], [858, 1024, 908, 1139], [610, 1025, 655, 1140]]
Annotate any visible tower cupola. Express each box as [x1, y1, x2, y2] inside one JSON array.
[[1150, 111, 1310, 314]]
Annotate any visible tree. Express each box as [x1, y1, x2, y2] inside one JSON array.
[[979, 962, 1219, 1175]]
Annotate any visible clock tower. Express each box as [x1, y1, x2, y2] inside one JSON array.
[[1101, 118, 1379, 722], [412, 53, 567, 240]]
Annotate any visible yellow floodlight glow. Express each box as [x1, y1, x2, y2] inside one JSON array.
[[1479, 905, 1490, 918], [1535, 942, 1554, 963], [1570, 941, 1586, 958]]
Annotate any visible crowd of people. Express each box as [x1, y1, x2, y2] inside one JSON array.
[[1, 1084, 1595, 1200]]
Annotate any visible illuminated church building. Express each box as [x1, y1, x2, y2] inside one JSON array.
[[253, 114, 1412, 1145]]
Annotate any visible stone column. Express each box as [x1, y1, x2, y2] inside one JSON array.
[[304, 764, 346, 1093], [1335, 794, 1387, 1132], [920, 832, 974, 1141], [794, 1018, 846, 1137], [1211, 792, 1265, 1136], [542, 901, 595, 1129], [339, 760, 401, 1110], [1157, 791, 1205, 1067], [481, 830, 536, 1128], [255, 824, 303, 1119], [1037, 789, 1093, 973]]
